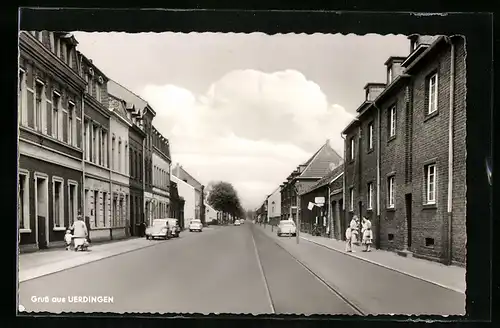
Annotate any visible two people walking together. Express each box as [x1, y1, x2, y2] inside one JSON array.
[[345, 215, 372, 252]]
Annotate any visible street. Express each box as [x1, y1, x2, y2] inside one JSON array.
[[19, 222, 464, 315]]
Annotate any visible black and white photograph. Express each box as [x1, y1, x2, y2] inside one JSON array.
[[16, 10, 478, 318]]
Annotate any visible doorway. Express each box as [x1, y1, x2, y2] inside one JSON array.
[[35, 175, 48, 249], [405, 193, 412, 249], [339, 199, 345, 241]]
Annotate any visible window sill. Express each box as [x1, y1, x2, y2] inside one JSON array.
[[19, 228, 32, 234], [53, 227, 66, 231], [387, 136, 396, 143], [386, 207, 396, 212], [366, 208, 374, 212], [424, 110, 439, 122], [422, 203, 437, 210], [423, 245, 435, 249]]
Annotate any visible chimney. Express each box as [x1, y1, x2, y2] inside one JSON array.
[[364, 83, 386, 101], [384, 56, 406, 84]]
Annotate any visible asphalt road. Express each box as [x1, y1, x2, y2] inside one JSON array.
[[18, 222, 463, 315]]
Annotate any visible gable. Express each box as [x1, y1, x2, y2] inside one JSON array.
[[300, 143, 343, 178]]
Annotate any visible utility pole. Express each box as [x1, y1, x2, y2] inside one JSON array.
[[295, 184, 300, 244]]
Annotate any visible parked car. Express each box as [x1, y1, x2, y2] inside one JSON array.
[[234, 219, 241, 226], [239, 219, 244, 224], [277, 220, 296, 237], [166, 218, 181, 237], [189, 219, 203, 232], [146, 219, 171, 240]]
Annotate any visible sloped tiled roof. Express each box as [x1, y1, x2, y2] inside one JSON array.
[[107, 79, 148, 112], [299, 141, 343, 178], [300, 163, 344, 195], [173, 164, 203, 190]]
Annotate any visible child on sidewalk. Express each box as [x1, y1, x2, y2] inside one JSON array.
[[64, 230, 73, 250]]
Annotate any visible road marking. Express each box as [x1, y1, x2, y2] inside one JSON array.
[[250, 226, 276, 314], [255, 227, 366, 315]]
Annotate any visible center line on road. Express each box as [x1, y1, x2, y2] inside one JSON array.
[[251, 226, 276, 314]]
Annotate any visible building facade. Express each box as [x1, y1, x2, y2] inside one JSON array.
[[266, 187, 281, 225], [280, 139, 343, 224], [18, 31, 86, 251], [79, 54, 115, 242], [169, 180, 185, 228], [342, 35, 466, 265], [148, 126, 172, 225], [172, 163, 206, 225], [107, 80, 146, 237], [108, 92, 133, 240], [205, 203, 218, 223], [171, 175, 196, 229]]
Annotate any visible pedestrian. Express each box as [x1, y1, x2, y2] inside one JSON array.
[[349, 215, 360, 248], [64, 229, 73, 250], [361, 217, 373, 252], [71, 214, 88, 252], [345, 225, 352, 252]]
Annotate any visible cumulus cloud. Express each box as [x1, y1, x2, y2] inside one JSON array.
[[140, 69, 354, 209]]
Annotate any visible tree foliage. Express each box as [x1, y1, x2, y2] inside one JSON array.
[[207, 181, 244, 218]]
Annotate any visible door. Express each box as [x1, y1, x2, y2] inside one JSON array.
[[405, 193, 412, 249], [37, 216, 47, 249], [339, 199, 345, 241]]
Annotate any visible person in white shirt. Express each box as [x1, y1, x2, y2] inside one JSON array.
[[70, 214, 88, 252], [64, 230, 73, 250]]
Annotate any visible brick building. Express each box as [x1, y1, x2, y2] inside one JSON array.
[[169, 180, 185, 229], [18, 31, 86, 251], [342, 35, 466, 265], [280, 140, 343, 225], [299, 163, 344, 238]]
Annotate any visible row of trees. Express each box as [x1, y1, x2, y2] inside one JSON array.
[[206, 181, 245, 223]]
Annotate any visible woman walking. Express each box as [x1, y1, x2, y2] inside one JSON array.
[[361, 217, 373, 252], [345, 215, 359, 252], [71, 214, 88, 252]]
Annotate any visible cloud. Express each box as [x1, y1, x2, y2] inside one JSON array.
[[140, 69, 354, 209]]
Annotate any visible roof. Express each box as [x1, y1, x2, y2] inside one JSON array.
[[299, 140, 343, 179], [300, 163, 344, 195], [173, 164, 203, 190], [384, 56, 407, 66], [107, 79, 148, 113]]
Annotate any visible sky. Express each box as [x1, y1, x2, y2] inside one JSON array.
[[72, 32, 409, 209]]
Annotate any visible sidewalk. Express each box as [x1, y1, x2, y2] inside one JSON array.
[[18, 237, 168, 283], [257, 224, 466, 294]]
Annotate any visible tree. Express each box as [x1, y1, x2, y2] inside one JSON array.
[[207, 181, 244, 222]]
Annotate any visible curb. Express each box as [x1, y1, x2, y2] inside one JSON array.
[[19, 239, 169, 283], [300, 236, 465, 295]]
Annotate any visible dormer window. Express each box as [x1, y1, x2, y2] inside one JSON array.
[[388, 67, 393, 84]]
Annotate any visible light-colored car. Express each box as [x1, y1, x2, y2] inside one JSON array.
[[189, 219, 203, 232], [277, 220, 296, 237], [234, 219, 241, 226], [239, 219, 244, 224], [166, 218, 181, 237], [146, 219, 171, 240]]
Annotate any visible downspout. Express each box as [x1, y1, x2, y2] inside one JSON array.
[[446, 37, 455, 265], [142, 123, 146, 226], [108, 110, 113, 239], [373, 102, 382, 250], [327, 183, 332, 238], [357, 125, 363, 239], [80, 53, 86, 220], [341, 133, 346, 240]]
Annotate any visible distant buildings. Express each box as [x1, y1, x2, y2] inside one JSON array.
[[18, 31, 182, 252], [172, 163, 206, 225]]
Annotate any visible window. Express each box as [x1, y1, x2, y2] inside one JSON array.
[[350, 137, 355, 160], [92, 125, 98, 163], [60, 42, 66, 63], [35, 81, 44, 131], [368, 122, 374, 150], [96, 84, 101, 102], [68, 102, 75, 146], [118, 140, 122, 172], [389, 106, 396, 137], [18, 69, 25, 125], [111, 136, 116, 170], [49, 32, 55, 52], [124, 143, 128, 174], [66, 46, 72, 67], [102, 192, 107, 227], [19, 171, 30, 231], [388, 67, 393, 84], [84, 120, 90, 161], [52, 92, 60, 138], [100, 130, 105, 166], [424, 164, 437, 204], [93, 190, 99, 227], [113, 195, 118, 227], [388, 176, 395, 208], [68, 182, 77, 226], [85, 74, 89, 93], [55, 37, 60, 57], [349, 188, 354, 212], [367, 182, 373, 210], [428, 73, 438, 114], [425, 237, 434, 247], [53, 179, 64, 229]]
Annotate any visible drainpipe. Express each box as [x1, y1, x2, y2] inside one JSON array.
[[79, 53, 86, 220], [341, 133, 346, 240], [373, 102, 382, 250], [327, 184, 332, 238], [108, 111, 113, 239], [143, 129, 146, 226], [446, 37, 456, 265], [357, 125, 363, 238]]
